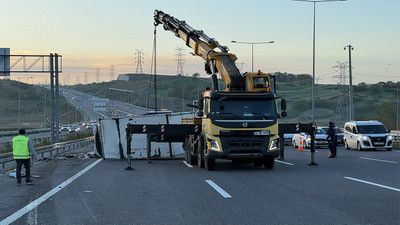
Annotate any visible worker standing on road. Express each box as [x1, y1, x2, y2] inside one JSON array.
[[12, 129, 37, 186], [327, 121, 337, 158]]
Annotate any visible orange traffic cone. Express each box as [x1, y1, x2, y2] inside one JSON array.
[[298, 137, 304, 151]]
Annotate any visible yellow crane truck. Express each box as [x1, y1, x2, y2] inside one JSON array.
[[154, 10, 287, 170]]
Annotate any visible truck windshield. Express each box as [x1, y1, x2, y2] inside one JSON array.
[[210, 98, 277, 120], [357, 125, 387, 134]]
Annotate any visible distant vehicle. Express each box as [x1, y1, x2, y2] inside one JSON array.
[[86, 124, 93, 130], [60, 125, 70, 132], [343, 121, 393, 151], [292, 128, 328, 149], [91, 121, 98, 127], [319, 126, 344, 145], [69, 125, 80, 133]]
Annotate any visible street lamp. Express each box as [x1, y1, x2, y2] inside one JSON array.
[[344, 45, 354, 121], [294, 0, 346, 123], [231, 40, 274, 73]]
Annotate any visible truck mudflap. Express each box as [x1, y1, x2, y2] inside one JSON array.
[[207, 136, 280, 159]]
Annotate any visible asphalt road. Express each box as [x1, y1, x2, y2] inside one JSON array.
[[1, 145, 399, 225]]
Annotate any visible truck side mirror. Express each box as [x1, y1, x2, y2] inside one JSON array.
[[281, 98, 287, 111], [280, 98, 287, 118], [197, 110, 204, 117]]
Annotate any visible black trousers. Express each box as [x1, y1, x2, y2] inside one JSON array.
[[15, 158, 31, 183]]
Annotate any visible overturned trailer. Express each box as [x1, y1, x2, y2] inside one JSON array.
[[94, 113, 193, 159]]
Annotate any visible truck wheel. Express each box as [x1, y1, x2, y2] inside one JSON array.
[[263, 158, 274, 169], [204, 149, 215, 171], [197, 137, 205, 168], [387, 148, 392, 151]]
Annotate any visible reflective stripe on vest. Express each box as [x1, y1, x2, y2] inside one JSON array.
[[12, 135, 31, 159]]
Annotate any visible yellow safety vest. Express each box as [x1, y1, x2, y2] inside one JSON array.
[[12, 135, 31, 159]]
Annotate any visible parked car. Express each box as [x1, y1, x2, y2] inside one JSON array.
[[319, 126, 344, 145], [343, 121, 393, 151], [292, 128, 328, 149]]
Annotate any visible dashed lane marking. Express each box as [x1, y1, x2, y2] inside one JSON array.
[[344, 176, 400, 192], [205, 180, 232, 198], [275, 160, 295, 166], [182, 161, 193, 168], [359, 157, 398, 164]]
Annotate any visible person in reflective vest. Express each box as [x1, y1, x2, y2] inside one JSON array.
[[12, 129, 37, 186], [201, 87, 211, 98]]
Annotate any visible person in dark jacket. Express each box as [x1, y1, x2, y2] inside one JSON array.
[[327, 121, 337, 158]]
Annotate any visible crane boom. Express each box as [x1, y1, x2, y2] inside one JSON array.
[[154, 10, 245, 91]]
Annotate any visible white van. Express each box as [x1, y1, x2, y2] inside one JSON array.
[[343, 121, 393, 151]]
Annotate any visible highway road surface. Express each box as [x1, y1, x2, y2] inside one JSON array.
[[1, 145, 399, 225]]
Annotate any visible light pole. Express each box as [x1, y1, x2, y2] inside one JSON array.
[[231, 40, 274, 73], [344, 45, 354, 121], [294, 0, 346, 123]]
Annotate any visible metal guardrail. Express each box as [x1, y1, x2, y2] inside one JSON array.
[[392, 132, 400, 143], [0, 132, 89, 152], [0, 128, 51, 137], [0, 137, 94, 174]]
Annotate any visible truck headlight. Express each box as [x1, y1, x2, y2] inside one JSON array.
[[269, 138, 279, 151], [388, 135, 392, 140], [210, 140, 220, 151]]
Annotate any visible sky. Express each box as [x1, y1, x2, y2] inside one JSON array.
[[1, 0, 399, 85]]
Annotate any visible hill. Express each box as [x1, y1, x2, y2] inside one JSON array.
[[0, 78, 82, 131], [72, 73, 399, 130]]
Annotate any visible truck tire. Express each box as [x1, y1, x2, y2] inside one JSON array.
[[197, 137, 205, 168], [204, 148, 215, 171], [263, 158, 274, 169], [185, 138, 197, 165]]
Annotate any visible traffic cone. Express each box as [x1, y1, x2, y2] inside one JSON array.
[[298, 137, 304, 151]]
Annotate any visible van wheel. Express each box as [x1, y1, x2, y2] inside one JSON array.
[[345, 141, 350, 150], [357, 142, 363, 151]]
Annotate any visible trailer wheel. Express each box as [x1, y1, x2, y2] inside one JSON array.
[[263, 158, 274, 169]]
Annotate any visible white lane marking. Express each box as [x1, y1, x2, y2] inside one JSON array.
[[344, 176, 400, 192], [275, 160, 294, 166], [182, 161, 193, 168], [303, 150, 319, 153], [1, 159, 103, 225], [205, 180, 232, 198], [359, 157, 398, 164]]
